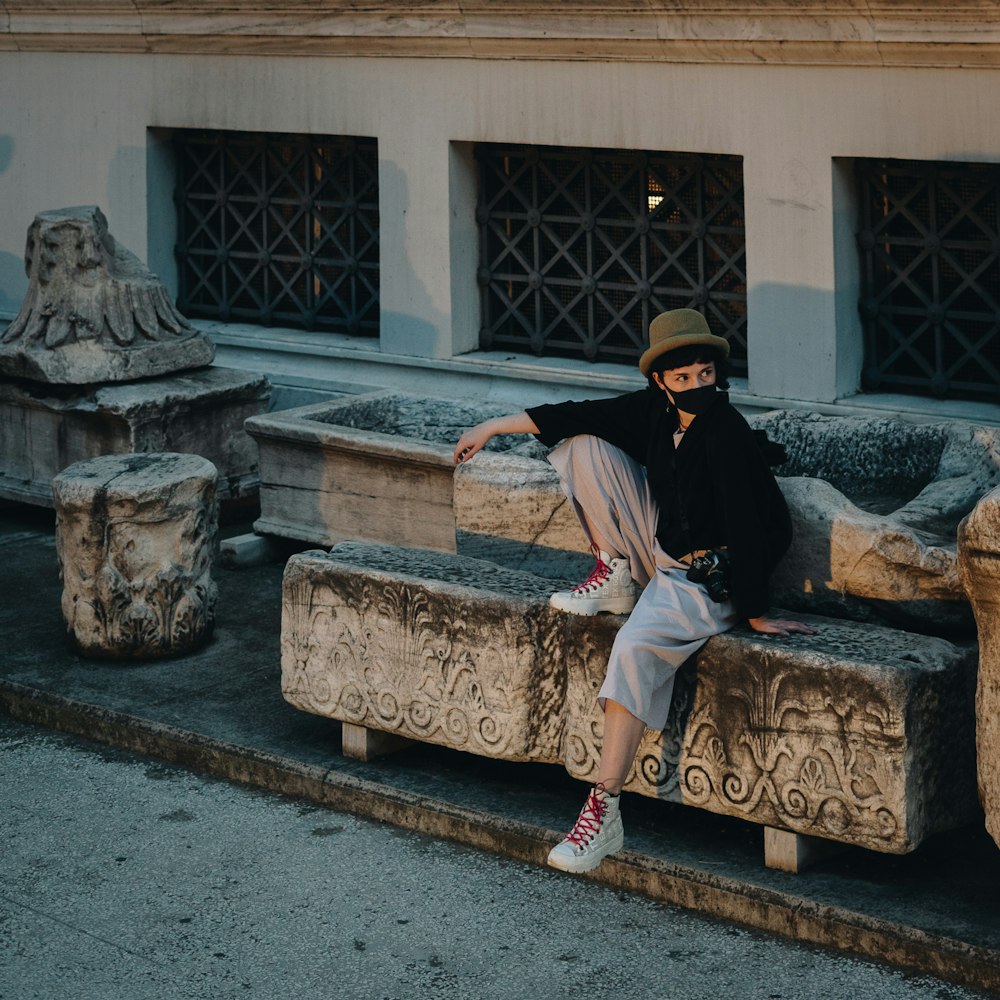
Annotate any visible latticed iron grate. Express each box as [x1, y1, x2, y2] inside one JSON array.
[[476, 143, 746, 371], [174, 130, 379, 335], [858, 158, 1000, 401]]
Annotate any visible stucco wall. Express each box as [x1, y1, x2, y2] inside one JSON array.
[[1, 48, 998, 416]]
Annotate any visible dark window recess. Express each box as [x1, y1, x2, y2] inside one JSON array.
[[174, 130, 379, 336], [858, 158, 1000, 401], [476, 143, 746, 371]]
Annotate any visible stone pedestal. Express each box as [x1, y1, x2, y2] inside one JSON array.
[[53, 452, 218, 659], [958, 485, 1000, 850], [0, 367, 269, 507]]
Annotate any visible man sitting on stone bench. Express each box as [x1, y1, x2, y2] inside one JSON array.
[[454, 309, 816, 874]]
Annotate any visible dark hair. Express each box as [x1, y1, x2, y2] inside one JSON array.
[[646, 344, 730, 390]]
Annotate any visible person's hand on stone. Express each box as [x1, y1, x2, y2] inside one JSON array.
[[454, 421, 496, 465], [748, 616, 818, 637]]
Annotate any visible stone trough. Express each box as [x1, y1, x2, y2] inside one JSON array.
[[251, 390, 999, 635], [246, 390, 551, 555], [757, 411, 1000, 635]]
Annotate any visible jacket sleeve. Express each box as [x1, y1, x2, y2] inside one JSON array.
[[525, 389, 655, 463], [709, 413, 791, 620]]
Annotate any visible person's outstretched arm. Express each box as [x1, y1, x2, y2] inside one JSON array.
[[453, 412, 539, 464]]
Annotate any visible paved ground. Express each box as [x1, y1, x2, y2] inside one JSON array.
[[1, 716, 990, 1000], [1, 503, 999, 997]]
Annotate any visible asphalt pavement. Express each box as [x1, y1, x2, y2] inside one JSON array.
[[1, 716, 990, 1000]]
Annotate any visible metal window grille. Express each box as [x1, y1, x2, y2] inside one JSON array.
[[857, 158, 1000, 401], [174, 130, 379, 335], [476, 143, 746, 371]]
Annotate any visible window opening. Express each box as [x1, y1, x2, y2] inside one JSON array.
[[857, 157, 1000, 401], [174, 130, 379, 336], [476, 143, 746, 371]]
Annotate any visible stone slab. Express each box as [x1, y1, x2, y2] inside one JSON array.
[[454, 451, 588, 557], [280, 541, 979, 854], [958, 484, 1000, 850], [564, 611, 979, 853], [0, 366, 269, 507]]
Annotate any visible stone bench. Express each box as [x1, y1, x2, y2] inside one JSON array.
[[281, 541, 979, 869]]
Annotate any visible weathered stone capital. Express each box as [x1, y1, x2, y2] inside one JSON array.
[[0, 206, 214, 385]]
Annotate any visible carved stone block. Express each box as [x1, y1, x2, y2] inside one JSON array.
[[281, 542, 567, 762], [755, 410, 1000, 634], [453, 452, 588, 556], [281, 541, 979, 854], [0, 206, 214, 384], [563, 614, 978, 853], [958, 484, 1000, 849], [0, 367, 268, 507], [52, 452, 218, 659]]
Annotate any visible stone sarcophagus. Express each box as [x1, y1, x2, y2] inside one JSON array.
[[282, 542, 979, 856], [246, 391, 549, 554], [252, 391, 997, 636], [562, 616, 977, 854]]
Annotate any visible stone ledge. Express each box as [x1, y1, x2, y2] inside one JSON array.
[[281, 541, 979, 854], [7, 1, 1000, 67]]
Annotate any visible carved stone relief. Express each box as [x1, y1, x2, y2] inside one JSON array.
[[0, 206, 214, 384], [282, 542, 979, 853], [958, 485, 1000, 849], [281, 544, 567, 763], [562, 619, 978, 853], [52, 452, 218, 658]]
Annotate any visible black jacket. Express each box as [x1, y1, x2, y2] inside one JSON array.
[[526, 388, 792, 619]]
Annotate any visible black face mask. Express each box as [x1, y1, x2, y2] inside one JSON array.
[[668, 384, 718, 416]]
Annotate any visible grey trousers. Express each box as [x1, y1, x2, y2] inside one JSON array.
[[549, 435, 738, 731]]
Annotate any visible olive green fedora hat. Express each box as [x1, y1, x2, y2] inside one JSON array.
[[638, 308, 730, 376]]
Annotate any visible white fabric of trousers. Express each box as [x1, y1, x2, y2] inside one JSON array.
[[548, 434, 739, 732]]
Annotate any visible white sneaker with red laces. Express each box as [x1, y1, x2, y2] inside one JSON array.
[[547, 784, 624, 873], [549, 547, 637, 616]]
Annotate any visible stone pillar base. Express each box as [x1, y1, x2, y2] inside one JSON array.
[[0, 366, 269, 507], [53, 452, 218, 659]]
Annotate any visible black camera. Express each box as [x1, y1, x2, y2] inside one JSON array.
[[685, 548, 731, 603]]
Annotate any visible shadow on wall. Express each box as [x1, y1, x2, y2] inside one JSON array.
[[0, 136, 13, 174], [0, 251, 26, 315], [377, 158, 451, 358], [107, 146, 148, 261], [0, 137, 24, 314]]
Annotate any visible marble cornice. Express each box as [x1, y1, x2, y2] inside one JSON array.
[[4, 2, 1000, 67]]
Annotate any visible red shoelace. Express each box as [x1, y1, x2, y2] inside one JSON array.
[[564, 784, 609, 847], [571, 548, 611, 595]]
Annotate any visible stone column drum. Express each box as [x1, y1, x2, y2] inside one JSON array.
[[958, 485, 1000, 850], [52, 452, 218, 659]]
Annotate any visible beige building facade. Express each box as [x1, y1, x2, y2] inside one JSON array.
[[1, 2, 999, 419]]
